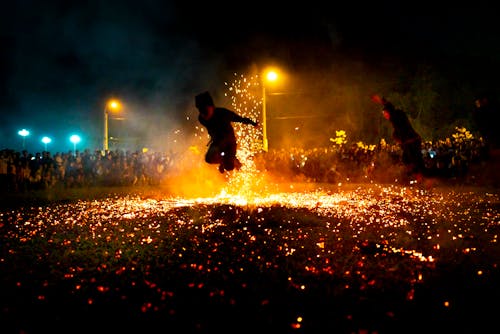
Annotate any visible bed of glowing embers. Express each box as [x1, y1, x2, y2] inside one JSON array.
[[1, 182, 499, 333]]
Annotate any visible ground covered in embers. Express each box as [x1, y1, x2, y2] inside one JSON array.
[[1, 184, 499, 333]]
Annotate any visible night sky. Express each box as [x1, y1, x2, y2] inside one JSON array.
[[1, 1, 499, 153]]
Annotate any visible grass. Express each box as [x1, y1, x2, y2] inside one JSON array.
[[1, 182, 499, 333]]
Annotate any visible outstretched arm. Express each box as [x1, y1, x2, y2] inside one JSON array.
[[227, 109, 258, 126], [241, 117, 258, 126], [371, 94, 395, 112], [371, 94, 387, 105]]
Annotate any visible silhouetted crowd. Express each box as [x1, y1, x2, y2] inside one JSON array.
[[256, 134, 489, 184], [0, 148, 176, 193], [0, 130, 492, 194]]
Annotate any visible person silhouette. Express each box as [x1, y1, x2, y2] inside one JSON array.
[[372, 94, 426, 182], [195, 91, 258, 173]]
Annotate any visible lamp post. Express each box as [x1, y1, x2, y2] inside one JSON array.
[[103, 99, 121, 151], [262, 70, 278, 152], [70, 134, 81, 156], [262, 84, 268, 152], [18, 129, 30, 150], [41, 136, 52, 151]]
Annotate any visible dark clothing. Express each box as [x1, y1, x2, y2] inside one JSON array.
[[473, 97, 498, 149], [383, 102, 421, 145], [382, 100, 426, 176], [198, 107, 256, 171]]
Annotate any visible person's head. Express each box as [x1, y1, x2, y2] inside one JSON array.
[[195, 91, 214, 109], [381, 101, 395, 120], [195, 91, 215, 118]]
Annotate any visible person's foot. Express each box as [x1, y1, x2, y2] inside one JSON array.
[[224, 159, 235, 171], [234, 158, 242, 170]]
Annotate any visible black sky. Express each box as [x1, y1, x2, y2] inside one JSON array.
[[1, 1, 499, 152]]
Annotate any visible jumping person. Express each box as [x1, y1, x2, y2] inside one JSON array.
[[195, 91, 258, 173]]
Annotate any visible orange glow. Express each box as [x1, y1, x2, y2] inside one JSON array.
[[266, 70, 278, 82], [262, 66, 284, 86], [107, 99, 122, 112]]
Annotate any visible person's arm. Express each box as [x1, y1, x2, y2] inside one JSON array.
[[371, 94, 386, 105], [227, 109, 258, 126], [371, 94, 394, 111], [240, 117, 258, 126]]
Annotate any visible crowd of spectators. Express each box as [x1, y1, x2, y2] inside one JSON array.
[[0, 127, 492, 194], [0, 148, 176, 194], [256, 132, 488, 184]]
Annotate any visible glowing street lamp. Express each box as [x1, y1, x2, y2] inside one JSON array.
[[70, 134, 81, 156], [262, 69, 278, 152], [41, 136, 52, 151], [18, 129, 30, 150], [103, 99, 122, 151]]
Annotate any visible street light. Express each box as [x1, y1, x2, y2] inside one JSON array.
[[262, 69, 278, 152], [70, 134, 81, 156], [103, 99, 122, 151], [41, 136, 52, 151], [18, 129, 30, 150]]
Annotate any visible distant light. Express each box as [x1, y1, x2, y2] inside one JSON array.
[[41, 136, 52, 151], [266, 71, 278, 81], [70, 134, 81, 144], [18, 129, 30, 137], [107, 99, 122, 111]]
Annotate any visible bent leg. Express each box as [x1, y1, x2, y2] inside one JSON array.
[[223, 156, 235, 171], [205, 144, 222, 164], [222, 140, 239, 171]]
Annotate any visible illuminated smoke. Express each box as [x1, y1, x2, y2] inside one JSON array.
[[221, 73, 265, 197]]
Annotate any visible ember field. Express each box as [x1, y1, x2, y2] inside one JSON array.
[[1, 182, 499, 334]]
